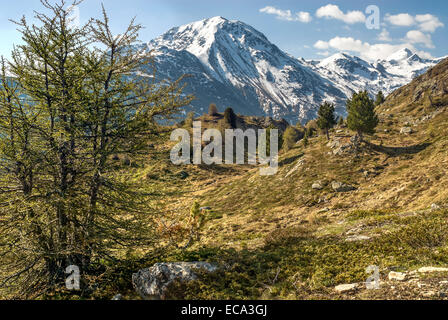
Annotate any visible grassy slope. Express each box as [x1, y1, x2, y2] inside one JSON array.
[[96, 59, 448, 300]]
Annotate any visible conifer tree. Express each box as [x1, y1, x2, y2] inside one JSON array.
[[208, 103, 218, 116], [316, 102, 337, 140], [223, 107, 236, 128], [375, 91, 386, 106], [184, 111, 195, 128], [0, 0, 192, 297], [282, 127, 300, 151], [346, 91, 379, 141]]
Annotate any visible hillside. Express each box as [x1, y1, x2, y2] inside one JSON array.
[[50, 57, 448, 301], [113, 57, 448, 300], [191, 112, 290, 133]]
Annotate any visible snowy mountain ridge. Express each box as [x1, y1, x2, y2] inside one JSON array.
[[137, 17, 444, 124]]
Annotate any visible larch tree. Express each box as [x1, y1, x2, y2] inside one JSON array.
[[0, 0, 192, 298]]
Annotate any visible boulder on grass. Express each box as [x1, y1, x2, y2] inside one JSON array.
[[332, 181, 356, 193], [132, 262, 218, 300]]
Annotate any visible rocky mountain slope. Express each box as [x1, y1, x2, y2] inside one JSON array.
[[135, 17, 443, 124], [306, 49, 444, 100], [143, 16, 347, 123], [128, 57, 448, 300]]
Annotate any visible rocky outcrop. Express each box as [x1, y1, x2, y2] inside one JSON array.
[[400, 127, 413, 134], [418, 267, 448, 273], [312, 181, 324, 190], [132, 262, 218, 300], [345, 235, 371, 242], [332, 181, 356, 193], [334, 283, 359, 293], [388, 271, 407, 281]]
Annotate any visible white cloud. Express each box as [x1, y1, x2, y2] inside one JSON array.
[[260, 6, 312, 23], [378, 29, 392, 41], [385, 13, 415, 26], [314, 40, 329, 50], [385, 13, 444, 33], [316, 4, 365, 24], [415, 14, 444, 32], [327, 37, 368, 52], [405, 30, 434, 48], [415, 50, 434, 59], [313, 36, 432, 61], [297, 11, 313, 23], [317, 51, 331, 57]]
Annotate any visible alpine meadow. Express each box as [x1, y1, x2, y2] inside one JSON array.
[[0, 0, 448, 304]]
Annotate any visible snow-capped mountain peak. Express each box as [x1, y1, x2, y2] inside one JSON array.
[[146, 17, 346, 123], [138, 17, 444, 124], [386, 47, 415, 62]]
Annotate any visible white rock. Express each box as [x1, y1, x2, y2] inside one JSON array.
[[312, 181, 324, 190], [132, 262, 218, 300], [422, 291, 437, 298], [388, 271, 407, 281], [327, 139, 341, 149], [332, 181, 356, 193], [400, 127, 413, 134], [284, 159, 305, 178], [418, 267, 448, 273], [346, 235, 371, 242], [335, 283, 358, 293]]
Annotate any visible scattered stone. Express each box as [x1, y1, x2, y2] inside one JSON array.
[[346, 227, 363, 235], [327, 139, 341, 149], [346, 235, 371, 242], [284, 159, 305, 178], [418, 267, 448, 273], [112, 294, 123, 300], [421, 291, 437, 298], [350, 135, 361, 146], [388, 271, 407, 281], [335, 283, 359, 293], [332, 181, 356, 193], [312, 181, 324, 190], [400, 127, 413, 134], [132, 262, 219, 300], [431, 203, 441, 210], [333, 143, 355, 156], [317, 196, 328, 204]]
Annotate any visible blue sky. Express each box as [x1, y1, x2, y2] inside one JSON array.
[[0, 0, 446, 61]]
